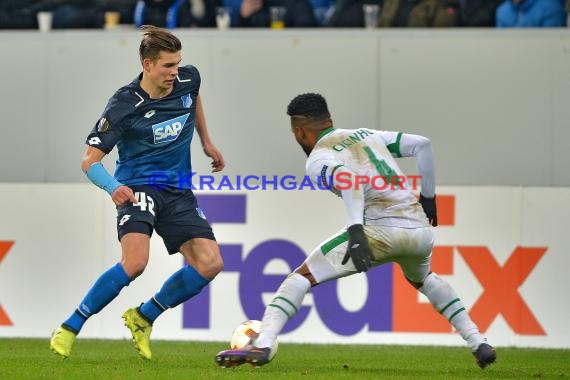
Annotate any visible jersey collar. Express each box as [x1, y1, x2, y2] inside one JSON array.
[[316, 127, 335, 142]]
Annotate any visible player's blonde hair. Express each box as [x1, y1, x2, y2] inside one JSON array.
[[138, 25, 182, 64]]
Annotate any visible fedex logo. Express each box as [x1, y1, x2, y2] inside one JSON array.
[[0, 241, 14, 326], [152, 113, 189, 144], [183, 195, 546, 336]]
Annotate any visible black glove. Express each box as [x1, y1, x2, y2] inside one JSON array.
[[341, 224, 373, 273], [419, 194, 438, 226]]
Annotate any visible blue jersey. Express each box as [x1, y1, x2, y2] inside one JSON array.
[[86, 65, 201, 189]]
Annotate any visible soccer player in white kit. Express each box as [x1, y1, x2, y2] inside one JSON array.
[[216, 93, 496, 369]]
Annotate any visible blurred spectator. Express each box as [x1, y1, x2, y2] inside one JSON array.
[[381, 0, 460, 26], [49, 0, 106, 28], [0, 0, 139, 29], [496, 0, 567, 27], [134, 0, 219, 28], [0, 0, 38, 29], [459, 0, 502, 26], [309, 0, 335, 25], [327, 0, 365, 26], [100, 0, 138, 25], [328, 0, 461, 27], [135, 0, 188, 28], [188, 0, 219, 27], [222, 0, 247, 25], [224, 0, 317, 27]]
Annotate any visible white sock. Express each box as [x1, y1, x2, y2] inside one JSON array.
[[419, 272, 485, 351], [254, 273, 311, 348]]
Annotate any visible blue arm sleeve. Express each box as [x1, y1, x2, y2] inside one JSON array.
[[86, 162, 123, 196]]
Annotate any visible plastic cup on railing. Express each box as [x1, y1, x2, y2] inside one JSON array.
[[362, 4, 380, 29], [215, 7, 231, 30], [37, 12, 53, 32], [270, 6, 286, 29]]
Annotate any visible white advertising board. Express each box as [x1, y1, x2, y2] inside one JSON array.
[[0, 185, 567, 348]]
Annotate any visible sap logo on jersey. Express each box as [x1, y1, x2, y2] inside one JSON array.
[[152, 113, 190, 144]]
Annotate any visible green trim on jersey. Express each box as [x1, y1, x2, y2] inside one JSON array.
[[316, 127, 335, 142], [448, 307, 466, 323], [272, 296, 298, 313], [268, 304, 291, 318], [321, 231, 349, 256], [386, 132, 403, 158], [439, 298, 460, 314], [268, 295, 298, 318]]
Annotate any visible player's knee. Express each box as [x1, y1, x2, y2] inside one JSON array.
[[293, 265, 317, 287], [406, 271, 433, 289], [406, 277, 423, 289], [199, 253, 224, 280], [406, 272, 439, 291], [122, 258, 148, 279], [209, 255, 224, 277]]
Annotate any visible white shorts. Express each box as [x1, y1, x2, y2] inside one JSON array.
[[305, 225, 434, 284]]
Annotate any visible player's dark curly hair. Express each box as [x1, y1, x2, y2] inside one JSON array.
[[287, 93, 330, 121], [139, 25, 182, 63]]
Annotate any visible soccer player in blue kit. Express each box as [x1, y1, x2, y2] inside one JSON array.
[[50, 25, 225, 360]]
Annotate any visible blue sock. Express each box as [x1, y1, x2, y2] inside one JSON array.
[[63, 263, 131, 334], [139, 265, 209, 323]]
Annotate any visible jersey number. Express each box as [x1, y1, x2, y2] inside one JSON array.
[[363, 146, 397, 183], [135, 192, 155, 216]]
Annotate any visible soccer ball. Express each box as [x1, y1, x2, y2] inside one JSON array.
[[230, 319, 278, 360]]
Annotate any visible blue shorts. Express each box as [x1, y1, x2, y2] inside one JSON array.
[[116, 185, 216, 254]]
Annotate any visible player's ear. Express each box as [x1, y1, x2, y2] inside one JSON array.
[[142, 58, 153, 72], [294, 126, 306, 140]]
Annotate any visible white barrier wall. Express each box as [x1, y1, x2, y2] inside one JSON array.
[[0, 184, 567, 348], [0, 30, 569, 185]]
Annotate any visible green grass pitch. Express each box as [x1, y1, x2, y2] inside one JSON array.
[[1, 338, 568, 380]]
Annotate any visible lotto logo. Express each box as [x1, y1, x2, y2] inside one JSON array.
[[88, 137, 101, 145], [152, 114, 190, 144], [119, 215, 131, 226]]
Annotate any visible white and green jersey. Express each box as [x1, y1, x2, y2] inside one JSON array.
[[306, 127, 433, 228]]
